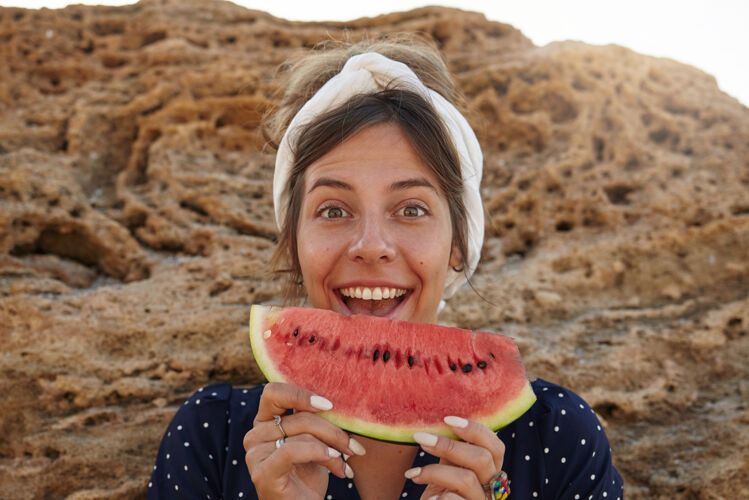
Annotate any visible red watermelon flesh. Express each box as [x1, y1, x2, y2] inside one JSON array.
[[250, 305, 536, 443]]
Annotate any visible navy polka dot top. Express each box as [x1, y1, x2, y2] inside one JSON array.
[[147, 379, 623, 499]]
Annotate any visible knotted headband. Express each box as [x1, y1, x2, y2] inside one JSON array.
[[273, 52, 484, 300]]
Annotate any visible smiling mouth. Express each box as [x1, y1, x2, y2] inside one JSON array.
[[338, 286, 410, 317]]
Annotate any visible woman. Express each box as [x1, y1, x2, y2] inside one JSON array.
[[148, 37, 623, 500]]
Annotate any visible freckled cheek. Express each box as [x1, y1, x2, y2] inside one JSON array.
[[403, 240, 451, 272], [298, 230, 347, 276], [397, 222, 452, 256], [298, 225, 331, 253]]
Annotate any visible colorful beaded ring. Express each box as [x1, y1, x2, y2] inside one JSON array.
[[485, 470, 510, 500]]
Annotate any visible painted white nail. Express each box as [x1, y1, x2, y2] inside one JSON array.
[[310, 395, 333, 411], [413, 431, 439, 447], [444, 415, 469, 428], [345, 463, 354, 478], [428, 496, 440, 500], [349, 437, 366, 456], [327, 447, 341, 458], [404, 467, 422, 479], [343, 453, 350, 461]]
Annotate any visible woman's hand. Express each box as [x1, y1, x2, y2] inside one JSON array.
[[243, 382, 366, 500], [405, 416, 506, 500]]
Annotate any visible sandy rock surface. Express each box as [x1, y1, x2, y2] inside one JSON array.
[[1, 0, 747, 498]]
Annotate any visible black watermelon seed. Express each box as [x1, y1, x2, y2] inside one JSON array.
[[489, 352, 495, 359], [449, 363, 457, 371], [462, 364, 473, 373], [293, 329, 299, 337], [477, 361, 487, 369], [309, 336, 315, 343], [383, 351, 390, 362], [373, 349, 380, 361], [408, 356, 414, 367]]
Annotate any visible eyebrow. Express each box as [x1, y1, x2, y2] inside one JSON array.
[[307, 176, 438, 194], [388, 177, 438, 194], [307, 178, 353, 194]]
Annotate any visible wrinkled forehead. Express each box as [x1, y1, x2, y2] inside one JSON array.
[[300, 123, 446, 198]]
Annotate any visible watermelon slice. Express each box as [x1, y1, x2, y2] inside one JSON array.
[[249, 305, 536, 443]]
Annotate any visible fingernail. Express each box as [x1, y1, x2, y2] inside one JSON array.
[[349, 437, 366, 456], [428, 496, 440, 500], [310, 395, 333, 411], [343, 453, 350, 461], [327, 447, 341, 458], [444, 415, 468, 428], [413, 431, 439, 447], [345, 463, 354, 478], [404, 467, 422, 479]]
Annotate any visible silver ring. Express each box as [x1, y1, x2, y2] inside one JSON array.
[[275, 438, 286, 448], [273, 415, 288, 439]]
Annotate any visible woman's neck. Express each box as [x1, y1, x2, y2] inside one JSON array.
[[346, 436, 419, 500]]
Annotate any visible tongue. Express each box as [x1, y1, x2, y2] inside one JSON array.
[[347, 297, 401, 317]]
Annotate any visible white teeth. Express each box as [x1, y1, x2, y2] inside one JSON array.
[[339, 287, 408, 300]]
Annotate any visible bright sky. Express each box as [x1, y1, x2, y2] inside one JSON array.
[[6, 0, 748, 106]]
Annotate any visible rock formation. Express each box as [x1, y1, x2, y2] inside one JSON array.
[[0, 0, 747, 498]]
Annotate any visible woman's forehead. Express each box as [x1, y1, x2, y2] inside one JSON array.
[[303, 162, 442, 199], [305, 173, 440, 197], [303, 123, 438, 185]]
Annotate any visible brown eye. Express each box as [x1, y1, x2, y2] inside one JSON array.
[[400, 206, 425, 217], [322, 207, 347, 219]]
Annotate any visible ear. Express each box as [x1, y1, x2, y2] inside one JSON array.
[[449, 240, 464, 271]]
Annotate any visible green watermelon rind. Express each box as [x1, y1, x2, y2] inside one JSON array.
[[249, 304, 537, 444], [319, 381, 537, 443], [249, 305, 287, 384]]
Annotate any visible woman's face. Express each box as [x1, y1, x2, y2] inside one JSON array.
[[296, 123, 460, 324]]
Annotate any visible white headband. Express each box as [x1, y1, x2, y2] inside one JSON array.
[[273, 52, 484, 300]]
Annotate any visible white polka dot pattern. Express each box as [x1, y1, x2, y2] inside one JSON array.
[[146, 380, 623, 500]]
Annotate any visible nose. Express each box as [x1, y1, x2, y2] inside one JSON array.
[[347, 213, 396, 264]]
